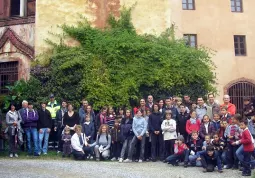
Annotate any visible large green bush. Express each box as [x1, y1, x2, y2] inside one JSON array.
[[28, 8, 216, 109]]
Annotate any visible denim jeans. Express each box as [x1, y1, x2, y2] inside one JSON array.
[[184, 150, 201, 166], [25, 127, 39, 154], [166, 151, 186, 164], [236, 145, 244, 162], [120, 139, 131, 159], [128, 135, 146, 160], [39, 128, 50, 154]]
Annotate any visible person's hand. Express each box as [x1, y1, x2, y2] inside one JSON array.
[[47, 128, 51, 133], [175, 140, 178, 144], [228, 136, 233, 139], [54, 127, 57, 131], [202, 146, 206, 150], [39, 129, 43, 134], [154, 131, 157, 134], [197, 157, 201, 161], [84, 142, 88, 147], [66, 125, 70, 129], [137, 136, 142, 140]]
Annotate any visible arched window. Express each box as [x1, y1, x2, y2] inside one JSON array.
[[228, 81, 255, 115]]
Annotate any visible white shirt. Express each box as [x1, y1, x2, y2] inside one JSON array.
[[161, 119, 177, 140], [71, 133, 88, 152], [204, 123, 209, 134]]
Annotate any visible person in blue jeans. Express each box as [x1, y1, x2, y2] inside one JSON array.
[[22, 102, 39, 156], [38, 101, 52, 155]]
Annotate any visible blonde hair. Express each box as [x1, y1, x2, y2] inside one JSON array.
[[98, 124, 109, 135], [75, 125, 82, 132]]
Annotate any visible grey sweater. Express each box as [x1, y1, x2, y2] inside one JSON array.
[[91, 133, 111, 150]]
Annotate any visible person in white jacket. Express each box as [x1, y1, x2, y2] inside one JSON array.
[[71, 125, 91, 160], [161, 112, 177, 160]]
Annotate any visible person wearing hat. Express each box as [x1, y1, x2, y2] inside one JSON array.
[[164, 135, 188, 165], [38, 101, 52, 155], [46, 94, 60, 150]]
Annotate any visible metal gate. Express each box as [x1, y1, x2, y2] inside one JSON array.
[[0, 61, 18, 94], [228, 81, 255, 115]]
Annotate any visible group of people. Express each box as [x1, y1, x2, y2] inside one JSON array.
[[3, 93, 255, 176]]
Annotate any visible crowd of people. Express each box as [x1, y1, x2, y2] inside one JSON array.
[[3, 93, 255, 176]]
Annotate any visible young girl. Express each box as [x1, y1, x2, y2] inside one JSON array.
[[212, 113, 221, 134], [199, 115, 215, 140], [82, 115, 95, 159], [158, 99, 164, 113], [106, 106, 115, 129], [161, 112, 177, 159], [110, 118, 122, 161], [186, 110, 201, 141], [95, 106, 107, 131], [119, 109, 133, 163], [62, 127, 72, 158], [91, 124, 111, 161], [221, 106, 231, 124], [219, 120, 228, 139]]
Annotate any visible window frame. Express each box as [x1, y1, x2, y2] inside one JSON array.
[[231, 0, 243, 13], [183, 34, 197, 48], [234, 35, 246, 56], [182, 0, 196, 10]]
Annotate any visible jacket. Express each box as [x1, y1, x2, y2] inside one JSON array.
[[207, 102, 220, 115], [220, 103, 236, 116], [174, 143, 187, 155], [22, 109, 39, 128], [82, 122, 95, 140], [238, 128, 254, 152], [161, 119, 177, 140], [198, 151, 222, 170], [199, 122, 215, 139], [211, 139, 225, 151], [177, 111, 190, 134], [186, 118, 201, 135], [111, 125, 122, 142], [95, 112, 107, 131], [148, 112, 162, 133], [46, 100, 60, 119], [221, 114, 232, 124], [71, 133, 88, 152], [212, 120, 221, 133], [37, 109, 52, 129], [187, 137, 203, 154], [196, 104, 213, 121], [121, 117, 133, 139], [79, 106, 96, 124], [132, 116, 147, 137], [162, 106, 179, 120], [56, 108, 67, 129], [224, 124, 240, 143], [244, 102, 255, 117]]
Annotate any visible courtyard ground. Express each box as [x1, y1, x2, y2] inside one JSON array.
[[0, 158, 253, 178]]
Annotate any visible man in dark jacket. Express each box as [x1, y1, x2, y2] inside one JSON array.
[[149, 103, 164, 161], [177, 104, 190, 143], [56, 100, 67, 153], [38, 101, 52, 155], [162, 97, 179, 121]]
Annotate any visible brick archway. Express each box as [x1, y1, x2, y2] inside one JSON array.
[[223, 77, 255, 94]]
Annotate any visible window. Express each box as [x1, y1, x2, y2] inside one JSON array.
[[234, 35, 246, 56], [184, 34, 197, 48], [231, 0, 243, 12], [182, 0, 195, 10], [0, 62, 18, 94], [11, 0, 21, 16]]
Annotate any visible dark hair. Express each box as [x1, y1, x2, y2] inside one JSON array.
[[9, 103, 16, 110], [213, 112, 220, 116], [190, 110, 196, 115], [163, 111, 172, 119], [221, 106, 228, 110], [152, 103, 159, 112], [240, 119, 248, 126], [101, 106, 108, 112], [165, 97, 172, 101], [207, 93, 214, 98], [202, 115, 210, 122], [180, 103, 186, 107], [233, 114, 242, 122], [197, 96, 204, 100], [206, 145, 214, 152], [243, 97, 250, 101]]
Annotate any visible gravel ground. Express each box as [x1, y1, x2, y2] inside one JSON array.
[[0, 159, 252, 178]]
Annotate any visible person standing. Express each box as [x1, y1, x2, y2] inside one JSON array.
[[79, 99, 89, 124], [18, 100, 28, 151], [22, 102, 39, 156], [196, 97, 213, 121], [56, 100, 67, 153], [220, 95, 236, 116], [38, 101, 52, 155], [146, 95, 154, 111], [46, 94, 60, 150], [63, 103, 80, 136], [207, 93, 220, 115], [177, 104, 190, 143], [162, 97, 179, 121], [183, 94, 192, 110]]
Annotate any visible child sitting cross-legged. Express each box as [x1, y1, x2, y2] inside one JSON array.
[[165, 135, 188, 166], [197, 145, 223, 173]]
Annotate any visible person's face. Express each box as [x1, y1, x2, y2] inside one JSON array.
[[41, 103, 46, 109], [83, 101, 88, 107], [180, 106, 186, 112], [137, 111, 142, 117], [62, 102, 67, 108], [208, 94, 214, 103], [23, 102, 28, 108], [76, 128, 82, 135], [239, 122, 246, 130], [178, 140, 183, 145], [205, 136, 210, 143], [223, 96, 230, 103], [68, 105, 73, 111], [165, 99, 171, 106], [221, 109, 227, 115], [207, 151, 214, 157], [11, 105, 15, 111], [114, 122, 119, 127], [213, 114, 220, 121], [159, 100, 164, 107], [192, 133, 198, 140], [102, 109, 107, 114], [119, 109, 124, 115], [203, 116, 209, 123], [50, 97, 54, 102], [177, 100, 182, 106], [197, 98, 204, 106], [231, 118, 238, 125], [140, 99, 145, 106], [65, 131, 70, 135], [192, 103, 197, 109], [28, 105, 33, 110], [213, 135, 219, 141], [109, 108, 114, 114], [126, 110, 131, 117], [85, 116, 90, 122], [166, 114, 171, 120], [153, 105, 159, 112], [184, 96, 190, 102], [86, 106, 92, 113], [190, 111, 197, 118], [102, 126, 107, 133], [222, 121, 228, 128], [244, 100, 250, 105], [146, 110, 151, 116], [148, 96, 153, 103]]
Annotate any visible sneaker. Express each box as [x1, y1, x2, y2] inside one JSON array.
[[43, 153, 47, 155], [242, 172, 251, 176], [38, 152, 41, 155], [9, 153, 13, 158], [124, 159, 132, 163], [184, 162, 188, 168], [34, 153, 40, 157], [111, 157, 117, 161], [119, 158, 123, 163], [14, 153, 18, 158], [138, 159, 143, 163], [57, 151, 61, 154], [90, 156, 94, 160], [223, 165, 227, 169], [203, 168, 207, 173], [218, 170, 223, 173]]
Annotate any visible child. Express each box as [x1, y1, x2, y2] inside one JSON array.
[[221, 106, 231, 124], [82, 115, 95, 159], [219, 120, 228, 139], [243, 97, 255, 137], [124, 109, 147, 163], [199, 115, 215, 140], [161, 112, 177, 159], [177, 104, 190, 143], [95, 106, 107, 131], [186, 110, 201, 141], [197, 145, 223, 173], [119, 109, 133, 163], [224, 114, 241, 169], [211, 133, 226, 166], [233, 119, 254, 176], [62, 127, 71, 158], [184, 131, 203, 167], [212, 113, 221, 134], [149, 103, 164, 162], [165, 135, 188, 166], [106, 106, 116, 129], [202, 135, 212, 150], [110, 118, 122, 161], [176, 98, 190, 114]]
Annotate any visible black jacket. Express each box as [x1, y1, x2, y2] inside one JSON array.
[[177, 111, 190, 134], [148, 112, 162, 133], [111, 125, 123, 142], [37, 109, 52, 129], [82, 122, 95, 140], [121, 117, 134, 139], [187, 137, 203, 154]]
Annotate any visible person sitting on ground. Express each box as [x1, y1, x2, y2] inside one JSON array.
[[90, 124, 112, 161], [71, 125, 91, 160], [197, 145, 223, 173]]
